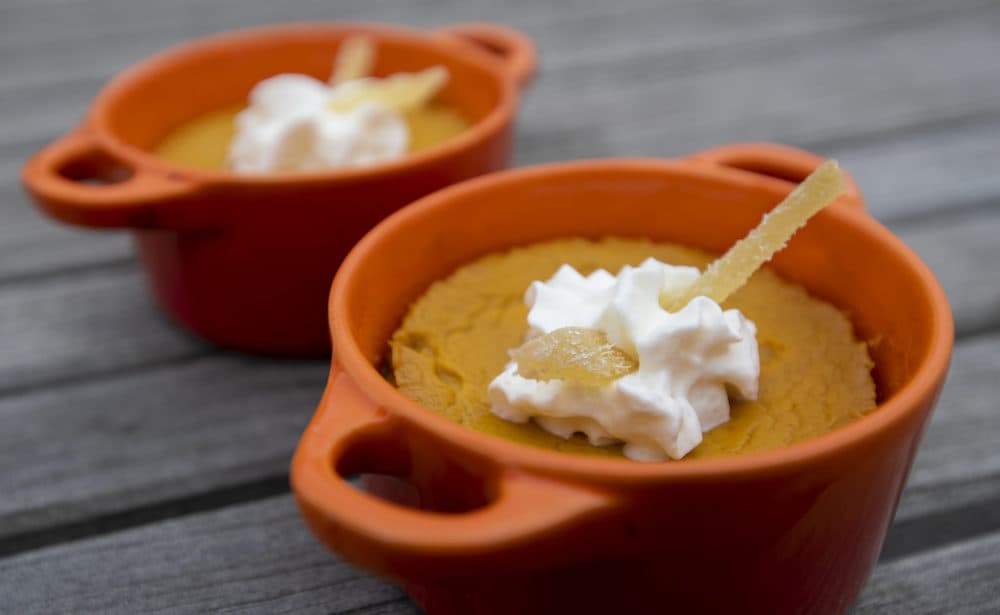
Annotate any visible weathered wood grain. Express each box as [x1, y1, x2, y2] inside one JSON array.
[[0, 495, 415, 615], [2, 493, 997, 614], [7, 119, 1000, 287], [878, 332, 1000, 561], [888, 317, 999, 513], [4, 0, 999, 285], [890, 207, 1000, 339], [854, 529, 1000, 614], [1, 0, 998, 612], [0, 202, 987, 399], [517, 10, 1000, 167], [0, 150, 996, 545], [0, 266, 206, 393], [0, 313, 995, 557], [0, 355, 327, 542], [828, 117, 1000, 224], [0, 89, 995, 567], [1, 0, 976, 72], [0, 181, 132, 283], [7, 0, 996, 157]]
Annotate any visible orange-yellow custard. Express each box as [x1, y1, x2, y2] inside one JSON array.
[[390, 238, 877, 460], [154, 103, 469, 170]]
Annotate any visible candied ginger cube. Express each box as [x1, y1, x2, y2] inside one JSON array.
[[511, 327, 638, 386]]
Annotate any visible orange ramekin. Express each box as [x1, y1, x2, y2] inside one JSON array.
[[291, 144, 952, 614], [22, 22, 536, 356]]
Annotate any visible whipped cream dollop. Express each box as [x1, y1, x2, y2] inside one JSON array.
[[488, 258, 760, 461], [227, 74, 408, 173]]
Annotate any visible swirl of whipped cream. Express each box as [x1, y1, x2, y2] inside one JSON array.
[[488, 258, 760, 461], [227, 74, 408, 174]]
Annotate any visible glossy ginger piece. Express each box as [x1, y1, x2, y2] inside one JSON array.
[[511, 327, 638, 386], [329, 66, 449, 113], [664, 159, 846, 311], [507, 161, 847, 388], [327, 35, 450, 112], [330, 35, 374, 85]]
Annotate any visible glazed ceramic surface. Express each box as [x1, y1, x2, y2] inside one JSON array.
[[291, 144, 952, 615], [22, 22, 536, 355]]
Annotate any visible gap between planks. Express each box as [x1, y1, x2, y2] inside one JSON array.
[[4, 106, 1000, 293], [1, 330, 998, 561], [0, 475, 289, 558], [3, 0, 997, 153], [3, 493, 999, 614], [2, 470, 997, 564]]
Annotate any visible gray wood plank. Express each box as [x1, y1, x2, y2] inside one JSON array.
[[0, 134, 996, 541], [3, 0, 977, 87], [8, 115, 999, 286], [890, 207, 1000, 340], [4, 0, 999, 284], [0, 181, 132, 283], [0, 0, 995, 611], [0, 316, 995, 556], [829, 117, 1000, 225], [0, 0, 992, 383], [0, 0, 700, 101], [517, 6, 1000, 165], [0, 110, 996, 548], [891, 295, 1000, 528], [2, 493, 997, 615], [0, 0, 668, 283], [6, 0, 994, 153], [0, 202, 984, 400], [0, 495, 416, 615], [0, 355, 326, 541], [3, 0, 983, 157], [0, 265, 206, 393], [853, 529, 1000, 614], [0, 0, 630, 52]]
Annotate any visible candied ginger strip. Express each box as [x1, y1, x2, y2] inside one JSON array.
[[329, 66, 449, 113], [511, 327, 638, 387], [331, 36, 374, 85], [664, 160, 847, 311]]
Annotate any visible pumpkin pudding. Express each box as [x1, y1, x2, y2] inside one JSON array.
[[390, 162, 877, 461], [390, 237, 875, 460], [155, 104, 467, 171], [153, 37, 469, 173]]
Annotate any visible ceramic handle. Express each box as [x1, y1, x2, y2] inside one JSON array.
[[291, 364, 615, 579], [436, 23, 537, 89], [22, 128, 199, 229], [689, 143, 866, 214]]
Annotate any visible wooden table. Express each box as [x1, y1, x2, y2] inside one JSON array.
[[2, 0, 998, 612]]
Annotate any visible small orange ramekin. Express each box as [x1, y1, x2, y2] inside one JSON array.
[[292, 144, 952, 614], [22, 22, 536, 355]]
